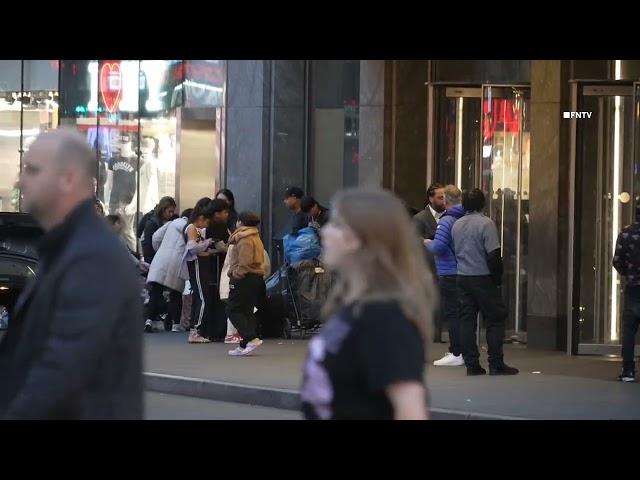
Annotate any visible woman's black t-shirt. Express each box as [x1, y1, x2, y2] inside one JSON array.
[[301, 300, 426, 420]]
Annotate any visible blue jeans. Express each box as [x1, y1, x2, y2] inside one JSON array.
[[622, 285, 640, 373]]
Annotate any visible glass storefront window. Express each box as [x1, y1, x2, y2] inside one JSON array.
[[0, 61, 59, 213], [59, 59, 100, 205], [59, 60, 182, 253], [481, 86, 531, 336], [42, 59, 224, 254], [98, 60, 141, 251], [0, 82, 21, 213], [183, 60, 225, 108], [433, 86, 481, 192]]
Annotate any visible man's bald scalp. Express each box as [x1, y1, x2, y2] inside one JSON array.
[[37, 129, 96, 185]]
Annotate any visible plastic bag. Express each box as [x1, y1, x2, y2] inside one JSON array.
[[266, 265, 287, 297], [290, 259, 333, 328], [283, 227, 321, 264]]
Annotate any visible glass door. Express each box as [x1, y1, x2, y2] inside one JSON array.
[[429, 85, 481, 342], [481, 85, 530, 338], [571, 82, 638, 354], [431, 85, 481, 192]]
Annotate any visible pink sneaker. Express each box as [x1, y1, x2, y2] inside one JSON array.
[[224, 335, 240, 344]]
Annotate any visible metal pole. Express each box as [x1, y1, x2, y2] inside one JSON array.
[[18, 60, 24, 212], [137, 60, 142, 257]]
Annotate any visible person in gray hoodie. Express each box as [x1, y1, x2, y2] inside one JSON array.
[[145, 208, 193, 333]]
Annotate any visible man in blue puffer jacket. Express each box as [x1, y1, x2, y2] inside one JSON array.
[[426, 185, 465, 367]]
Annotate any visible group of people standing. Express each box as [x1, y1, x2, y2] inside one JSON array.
[[415, 183, 518, 376], [106, 188, 269, 356]]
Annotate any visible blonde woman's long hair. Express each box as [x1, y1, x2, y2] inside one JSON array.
[[322, 187, 437, 342]]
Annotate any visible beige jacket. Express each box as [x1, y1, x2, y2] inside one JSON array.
[[227, 227, 266, 280], [219, 244, 271, 300]]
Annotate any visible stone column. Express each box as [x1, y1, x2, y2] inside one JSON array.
[[358, 60, 389, 188], [387, 60, 429, 210], [526, 60, 571, 350], [225, 60, 306, 255]]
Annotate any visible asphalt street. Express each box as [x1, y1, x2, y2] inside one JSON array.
[[145, 392, 302, 420]]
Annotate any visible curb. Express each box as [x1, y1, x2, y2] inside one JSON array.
[[144, 372, 528, 420], [145, 373, 300, 411]]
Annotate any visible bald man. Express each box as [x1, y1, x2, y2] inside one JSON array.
[[0, 129, 143, 420]]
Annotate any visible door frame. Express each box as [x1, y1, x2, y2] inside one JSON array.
[[426, 82, 531, 338], [480, 84, 531, 336], [426, 82, 483, 188], [567, 80, 638, 355], [426, 83, 530, 191]]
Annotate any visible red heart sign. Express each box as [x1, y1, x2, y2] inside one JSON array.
[[100, 61, 122, 113]]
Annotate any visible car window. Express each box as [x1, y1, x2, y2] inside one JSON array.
[[0, 257, 37, 330]]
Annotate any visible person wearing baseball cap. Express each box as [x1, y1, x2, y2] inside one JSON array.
[[283, 186, 309, 236]]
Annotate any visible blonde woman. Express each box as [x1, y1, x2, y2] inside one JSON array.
[[301, 188, 436, 420]]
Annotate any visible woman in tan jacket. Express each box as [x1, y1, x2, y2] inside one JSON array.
[[226, 211, 267, 356]]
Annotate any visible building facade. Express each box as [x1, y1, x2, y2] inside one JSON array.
[[1, 59, 638, 356]]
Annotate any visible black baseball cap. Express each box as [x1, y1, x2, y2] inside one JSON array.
[[285, 186, 304, 199]]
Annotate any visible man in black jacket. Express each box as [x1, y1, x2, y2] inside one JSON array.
[[301, 196, 330, 229], [451, 188, 518, 377], [283, 186, 309, 236], [613, 203, 640, 382], [413, 183, 446, 241], [0, 129, 143, 420]]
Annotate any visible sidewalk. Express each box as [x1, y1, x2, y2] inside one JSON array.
[[144, 332, 640, 420]]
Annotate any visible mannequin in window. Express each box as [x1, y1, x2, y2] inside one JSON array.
[[109, 139, 138, 250], [139, 136, 159, 216]]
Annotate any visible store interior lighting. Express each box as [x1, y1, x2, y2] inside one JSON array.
[[611, 59, 622, 342]]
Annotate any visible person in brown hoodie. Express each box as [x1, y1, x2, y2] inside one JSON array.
[[226, 211, 267, 356]]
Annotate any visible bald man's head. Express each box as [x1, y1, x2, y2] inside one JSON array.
[[19, 128, 98, 230], [38, 129, 96, 182]]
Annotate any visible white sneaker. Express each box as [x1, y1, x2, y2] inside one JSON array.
[[433, 352, 464, 367], [144, 319, 153, 333], [242, 338, 263, 355], [228, 339, 263, 356], [171, 324, 186, 333], [152, 320, 165, 332]]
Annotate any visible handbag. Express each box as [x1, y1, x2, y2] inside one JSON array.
[[219, 244, 233, 301]]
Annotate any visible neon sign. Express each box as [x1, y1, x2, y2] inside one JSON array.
[[99, 61, 122, 113]]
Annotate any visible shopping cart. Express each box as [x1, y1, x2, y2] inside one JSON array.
[[271, 238, 327, 339]]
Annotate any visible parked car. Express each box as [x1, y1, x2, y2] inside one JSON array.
[[0, 213, 43, 331]]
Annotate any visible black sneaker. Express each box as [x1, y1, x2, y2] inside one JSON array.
[[467, 364, 487, 376], [617, 371, 636, 383], [489, 364, 519, 376]]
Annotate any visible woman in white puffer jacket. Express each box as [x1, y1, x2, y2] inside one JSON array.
[[146, 208, 193, 333]]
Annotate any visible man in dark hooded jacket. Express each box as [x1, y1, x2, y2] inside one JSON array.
[[613, 203, 640, 382]]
